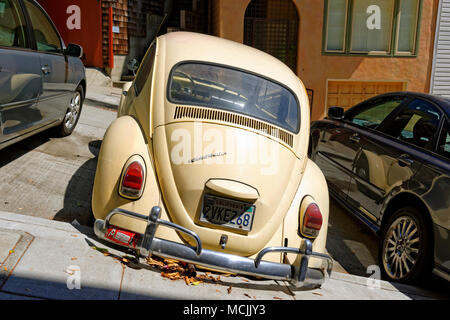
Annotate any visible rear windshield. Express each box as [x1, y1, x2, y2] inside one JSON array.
[[168, 62, 300, 133]]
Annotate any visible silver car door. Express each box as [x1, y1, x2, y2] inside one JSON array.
[[0, 0, 43, 144], [23, 0, 70, 123]]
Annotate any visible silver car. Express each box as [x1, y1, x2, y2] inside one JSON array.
[[0, 0, 85, 149]]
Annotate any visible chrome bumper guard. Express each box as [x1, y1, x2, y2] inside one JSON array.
[[94, 206, 333, 287]]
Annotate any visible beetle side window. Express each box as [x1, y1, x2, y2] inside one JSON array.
[[134, 43, 156, 96], [0, 0, 27, 48], [345, 96, 405, 130], [437, 119, 450, 160], [24, 0, 61, 53], [380, 99, 442, 150]]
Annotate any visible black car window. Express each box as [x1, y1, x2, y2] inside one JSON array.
[[437, 119, 450, 160], [0, 0, 27, 48], [24, 0, 61, 53], [134, 42, 156, 96], [380, 98, 442, 150], [345, 96, 406, 130]]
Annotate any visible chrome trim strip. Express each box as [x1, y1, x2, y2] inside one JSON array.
[[0, 98, 39, 111], [94, 206, 333, 287]]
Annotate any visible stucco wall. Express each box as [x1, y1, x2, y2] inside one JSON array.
[[214, 0, 439, 121]]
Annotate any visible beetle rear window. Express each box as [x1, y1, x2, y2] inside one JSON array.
[[168, 63, 299, 133]]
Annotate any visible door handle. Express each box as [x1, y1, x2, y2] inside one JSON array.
[[398, 154, 414, 167], [349, 133, 360, 143], [41, 65, 51, 75]]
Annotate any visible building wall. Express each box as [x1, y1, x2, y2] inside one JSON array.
[[38, 0, 103, 68], [213, 0, 439, 121]]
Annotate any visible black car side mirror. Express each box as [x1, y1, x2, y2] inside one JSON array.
[[327, 106, 344, 120], [65, 43, 83, 58]]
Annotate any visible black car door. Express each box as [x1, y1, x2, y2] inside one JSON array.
[[349, 97, 443, 223], [313, 95, 407, 207], [0, 0, 43, 143]]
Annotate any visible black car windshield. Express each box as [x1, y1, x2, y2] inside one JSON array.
[[168, 62, 300, 133]]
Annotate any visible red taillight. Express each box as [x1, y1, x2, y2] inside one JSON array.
[[302, 203, 323, 238], [120, 161, 144, 198]]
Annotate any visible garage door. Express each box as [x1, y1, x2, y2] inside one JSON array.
[[326, 80, 407, 111]]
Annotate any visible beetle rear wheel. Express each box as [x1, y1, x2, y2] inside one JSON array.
[[378, 207, 433, 284]]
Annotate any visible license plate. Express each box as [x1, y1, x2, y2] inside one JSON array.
[[200, 194, 255, 232]]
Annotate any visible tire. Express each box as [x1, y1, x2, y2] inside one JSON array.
[[378, 206, 433, 284], [57, 85, 84, 137]]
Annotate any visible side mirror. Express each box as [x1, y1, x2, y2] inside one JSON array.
[[327, 106, 344, 120], [65, 43, 83, 58], [127, 58, 139, 75]]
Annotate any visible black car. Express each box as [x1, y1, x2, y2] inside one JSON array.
[[0, 0, 85, 150], [309, 91, 450, 284]]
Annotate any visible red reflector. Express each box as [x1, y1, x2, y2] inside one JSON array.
[[105, 225, 139, 248], [303, 203, 323, 237], [122, 161, 143, 191]]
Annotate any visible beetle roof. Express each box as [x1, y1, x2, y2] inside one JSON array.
[[158, 32, 305, 95]]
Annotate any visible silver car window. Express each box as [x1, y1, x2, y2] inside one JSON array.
[[0, 0, 27, 48]]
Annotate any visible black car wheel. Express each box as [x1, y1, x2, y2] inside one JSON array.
[[58, 85, 84, 136], [378, 206, 433, 284]]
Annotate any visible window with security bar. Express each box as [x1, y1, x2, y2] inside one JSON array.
[[244, 0, 299, 72]]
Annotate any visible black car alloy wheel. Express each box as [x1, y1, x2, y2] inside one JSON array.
[[379, 206, 433, 283]]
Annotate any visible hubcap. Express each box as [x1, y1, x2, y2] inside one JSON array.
[[382, 216, 420, 280], [64, 91, 81, 130]]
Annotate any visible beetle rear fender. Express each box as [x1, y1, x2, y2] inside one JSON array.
[[92, 115, 161, 234], [282, 159, 329, 269]]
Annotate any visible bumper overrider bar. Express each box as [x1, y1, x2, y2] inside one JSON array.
[[94, 206, 333, 287]]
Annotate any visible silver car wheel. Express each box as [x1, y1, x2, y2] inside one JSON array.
[[382, 216, 420, 280], [64, 91, 81, 130]]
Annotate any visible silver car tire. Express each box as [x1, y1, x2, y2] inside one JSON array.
[[58, 85, 84, 136]]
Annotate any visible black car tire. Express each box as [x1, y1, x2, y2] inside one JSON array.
[[57, 85, 84, 137], [378, 206, 433, 284]]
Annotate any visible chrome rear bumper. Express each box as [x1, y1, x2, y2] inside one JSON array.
[[94, 206, 333, 288]]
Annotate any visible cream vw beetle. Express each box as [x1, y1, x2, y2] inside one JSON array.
[[92, 32, 332, 288]]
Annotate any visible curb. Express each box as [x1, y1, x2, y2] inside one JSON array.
[[84, 97, 119, 110]]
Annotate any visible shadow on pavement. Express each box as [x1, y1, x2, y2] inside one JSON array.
[[0, 130, 52, 168], [326, 197, 378, 277], [52, 140, 102, 226]]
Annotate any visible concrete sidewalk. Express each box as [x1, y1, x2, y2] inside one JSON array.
[[85, 68, 123, 109], [0, 210, 446, 300]]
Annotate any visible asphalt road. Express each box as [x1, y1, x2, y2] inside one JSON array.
[[0, 101, 448, 296], [0, 101, 116, 226]]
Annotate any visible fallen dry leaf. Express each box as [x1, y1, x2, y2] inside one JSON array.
[[244, 293, 252, 299], [312, 292, 323, 296], [227, 286, 232, 294], [273, 297, 283, 300], [164, 258, 179, 264], [71, 257, 77, 261]]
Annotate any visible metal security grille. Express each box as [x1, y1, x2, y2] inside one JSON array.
[[244, 0, 299, 72]]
